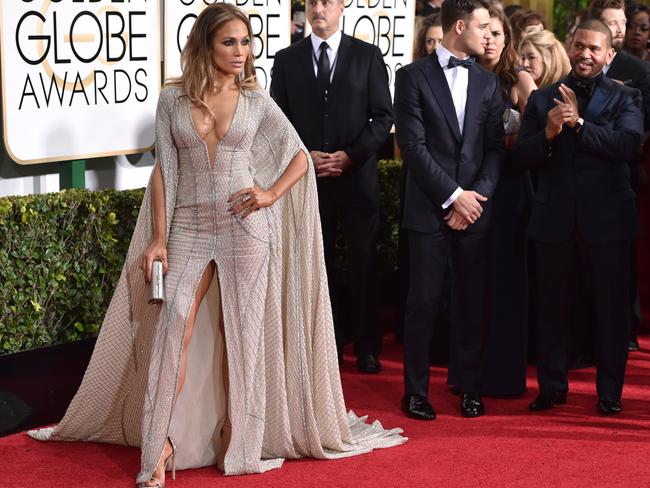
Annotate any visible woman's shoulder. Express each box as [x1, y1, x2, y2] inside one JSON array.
[[242, 86, 269, 102], [159, 83, 185, 107], [242, 87, 277, 114], [514, 70, 537, 92]]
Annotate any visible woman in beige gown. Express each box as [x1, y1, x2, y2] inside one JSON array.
[[28, 4, 405, 487]]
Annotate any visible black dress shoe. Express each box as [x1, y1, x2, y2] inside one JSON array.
[[629, 337, 640, 352], [529, 391, 567, 411], [460, 393, 485, 418], [402, 395, 436, 420], [597, 398, 622, 415], [356, 354, 381, 374]]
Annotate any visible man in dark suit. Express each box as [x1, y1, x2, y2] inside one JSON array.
[[587, 0, 650, 351], [394, 0, 504, 419], [270, 0, 393, 373], [514, 19, 642, 415]]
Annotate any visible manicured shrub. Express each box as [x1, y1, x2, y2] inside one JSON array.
[[0, 160, 403, 354], [0, 188, 144, 354]]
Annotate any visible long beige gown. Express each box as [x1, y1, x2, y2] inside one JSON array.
[[28, 85, 406, 483]]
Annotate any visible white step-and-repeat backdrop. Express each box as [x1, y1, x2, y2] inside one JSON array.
[[0, 0, 414, 192]]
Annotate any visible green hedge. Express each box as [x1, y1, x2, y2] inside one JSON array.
[[0, 188, 144, 354], [0, 159, 402, 355]]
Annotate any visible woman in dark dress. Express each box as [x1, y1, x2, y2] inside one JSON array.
[[477, 7, 536, 396]]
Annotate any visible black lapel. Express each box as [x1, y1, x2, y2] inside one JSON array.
[[330, 33, 352, 93], [422, 54, 462, 142], [605, 51, 624, 81], [298, 37, 318, 93], [584, 76, 615, 121], [462, 63, 483, 145]]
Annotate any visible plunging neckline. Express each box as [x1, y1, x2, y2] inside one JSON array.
[[186, 91, 241, 169]]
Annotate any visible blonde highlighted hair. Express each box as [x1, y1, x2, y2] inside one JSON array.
[[519, 30, 571, 88], [168, 3, 258, 115]]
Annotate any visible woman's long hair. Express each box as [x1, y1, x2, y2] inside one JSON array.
[[169, 4, 258, 116], [413, 13, 441, 60], [488, 7, 518, 101], [519, 30, 571, 88]]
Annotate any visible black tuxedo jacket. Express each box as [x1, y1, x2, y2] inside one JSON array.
[[394, 54, 505, 234], [270, 34, 393, 185], [607, 50, 650, 129], [513, 76, 643, 244]]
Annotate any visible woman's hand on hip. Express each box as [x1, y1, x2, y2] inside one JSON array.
[[140, 240, 168, 285], [228, 186, 277, 219]]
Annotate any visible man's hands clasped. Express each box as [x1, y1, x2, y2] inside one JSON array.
[[311, 150, 353, 177], [446, 190, 488, 231]]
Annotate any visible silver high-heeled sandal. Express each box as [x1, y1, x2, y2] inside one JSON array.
[[137, 437, 176, 488]]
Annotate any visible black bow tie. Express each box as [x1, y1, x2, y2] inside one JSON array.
[[570, 73, 602, 99], [574, 78, 596, 97], [447, 56, 474, 69]]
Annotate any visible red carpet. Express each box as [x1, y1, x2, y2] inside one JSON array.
[[2, 338, 650, 488]]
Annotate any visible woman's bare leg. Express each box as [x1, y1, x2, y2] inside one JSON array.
[[143, 262, 216, 487]]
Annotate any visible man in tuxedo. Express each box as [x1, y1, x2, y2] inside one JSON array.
[[514, 19, 642, 415], [587, 0, 650, 351], [270, 0, 393, 373], [394, 0, 504, 419]]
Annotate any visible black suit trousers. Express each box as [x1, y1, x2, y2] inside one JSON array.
[[403, 210, 491, 397], [535, 231, 632, 399], [318, 176, 381, 358]]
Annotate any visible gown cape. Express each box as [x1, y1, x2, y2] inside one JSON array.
[[28, 86, 406, 480]]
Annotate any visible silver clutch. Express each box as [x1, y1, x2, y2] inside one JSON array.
[[148, 259, 165, 305]]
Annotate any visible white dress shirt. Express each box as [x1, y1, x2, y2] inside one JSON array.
[[310, 30, 342, 82], [603, 53, 613, 75], [436, 43, 469, 209]]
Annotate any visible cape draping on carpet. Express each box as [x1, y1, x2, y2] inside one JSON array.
[[26, 88, 405, 483], [7, 337, 650, 487]]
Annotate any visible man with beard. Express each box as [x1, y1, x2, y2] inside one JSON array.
[[588, 0, 650, 351], [515, 19, 642, 415], [394, 0, 504, 419]]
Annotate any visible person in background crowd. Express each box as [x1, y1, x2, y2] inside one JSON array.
[[291, 2, 306, 44], [625, 2, 650, 335], [271, 0, 393, 374], [508, 8, 526, 45], [395, 0, 504, 420], [504, 4, 523, 19], [566, 9, 588, 51], [423, 0, 444, 17], [519, 10, 546, 37], [515, 19, 643, 415], [413, 13, 444, 59], [475, 5, 536, 397], [588, 0, 650, 351], [511, 9, 546, 48], [520, 30, 571, 88], [624, 3, 650, 62]]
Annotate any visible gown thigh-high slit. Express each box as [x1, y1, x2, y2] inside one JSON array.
[[28, 87, 406, 484], [141, 91, 272, 480]]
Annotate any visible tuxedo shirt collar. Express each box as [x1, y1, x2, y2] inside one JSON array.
[[436, 43, 471, 69]]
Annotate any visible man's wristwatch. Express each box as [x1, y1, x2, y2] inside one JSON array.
[[575, 117, 585, 133]]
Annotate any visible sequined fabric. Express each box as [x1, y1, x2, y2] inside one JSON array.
[[28, 86, 406, 482]]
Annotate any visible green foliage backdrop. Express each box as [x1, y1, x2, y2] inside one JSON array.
[[0, 160, 403, 355], [553, 0, 590, 42], [0, 188, 144, 354]]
